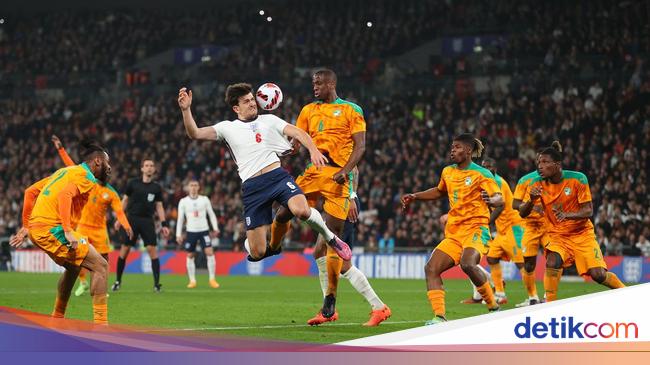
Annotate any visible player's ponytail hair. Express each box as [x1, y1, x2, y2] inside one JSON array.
[[539, 140, 563, 162], [454, 133, 485, 158], [79, 139, 106, 161]]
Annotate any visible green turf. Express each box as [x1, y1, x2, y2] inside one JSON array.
[[0, 272, 611, 343]]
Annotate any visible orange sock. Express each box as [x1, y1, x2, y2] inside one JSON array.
[[92, 294, 108, 324], [520, 268, 538, 298], [476, 282, 497, 309], [78, 269, 87, 283], [426, 289, 446, 318], [269, 220, 291, 250], [490, 263, 504, 293], [52, 296, 68, 318], [544, 268, 563, 302], [326, 246, 343, 296], [602, 272, 625, 289]]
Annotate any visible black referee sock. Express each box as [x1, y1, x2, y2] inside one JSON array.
[[151, 258, 160, 286], [116, 257, 126, 283]]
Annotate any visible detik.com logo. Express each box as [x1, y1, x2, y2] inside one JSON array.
[[514, 316, 638, 339]]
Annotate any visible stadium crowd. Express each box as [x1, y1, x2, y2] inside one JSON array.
[[1, 0, 649, 257]]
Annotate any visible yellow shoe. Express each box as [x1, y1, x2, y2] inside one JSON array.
[[187, 280, 197, 288], [209, 279, 220, 288]]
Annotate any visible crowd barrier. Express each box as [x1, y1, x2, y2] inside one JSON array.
[[9, 250, 650, 283]]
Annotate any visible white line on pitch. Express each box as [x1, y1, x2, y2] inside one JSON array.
[[141, 320, 424, 332]]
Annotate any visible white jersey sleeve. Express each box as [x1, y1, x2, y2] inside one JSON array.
[[176, 198, 186, 238], [204, 196, 219, 232]]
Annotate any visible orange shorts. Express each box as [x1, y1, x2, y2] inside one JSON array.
[[295, 164, 351, 220], [488, 225, 524, 264], [77, 224, 111, 255], [544, 230, 607, 276], [435, 225, 491, 265], [28, 225, 90, 267], [522, 223, 547, 258]]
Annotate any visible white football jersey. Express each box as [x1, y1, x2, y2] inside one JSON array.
[[212, 114, 292, 182], [176, 195, 219, 236]]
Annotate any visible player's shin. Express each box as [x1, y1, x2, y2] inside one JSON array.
[[342, 266, 384, 310], [520, 268, 539, 298], [302, 208, 335, 241], [270, 220, 291, 251], [316, 255, 328, 297], [544, 268, 563, 302], [602, 272, 625, 289], [326, 246, 343, 296]]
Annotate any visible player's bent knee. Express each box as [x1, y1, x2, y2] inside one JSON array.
[[292, 206, 311, 220], [524, 259, 536, 273], [459, 263, 477, 274], [486, 257, 499, 265], [590, 268, 607, 283], [545, 252, 563, 269], [248, 245, 266, 259]]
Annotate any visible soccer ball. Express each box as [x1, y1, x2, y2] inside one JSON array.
[[256, 83, 283, 111]]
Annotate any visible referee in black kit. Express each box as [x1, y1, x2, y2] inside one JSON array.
[[112, 159, 170, 293]]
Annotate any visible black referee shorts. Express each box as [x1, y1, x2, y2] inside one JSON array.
[[122, 216, 157, 247]]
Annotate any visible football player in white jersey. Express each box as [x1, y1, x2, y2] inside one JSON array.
[[177, 83, 352, 263], [176, 180, 220, 289]]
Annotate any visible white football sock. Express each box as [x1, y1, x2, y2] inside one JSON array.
[[186, 257, 196, 282], [207, 255, 216, 280], [343, 266, 384, 310], [303, 208, 335, 241], [316, 256, 328, 297]]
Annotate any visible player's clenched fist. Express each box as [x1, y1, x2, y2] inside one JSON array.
[[178, 87, 192, 111], [401, 193, 416, 210]]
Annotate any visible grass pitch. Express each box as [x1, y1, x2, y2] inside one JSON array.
[[0, 272, 608, 343]]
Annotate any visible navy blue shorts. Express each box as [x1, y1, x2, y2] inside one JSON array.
[[342, 197, 361, 246], [183, 230, 211, 252], [242, 168, 303, 230]]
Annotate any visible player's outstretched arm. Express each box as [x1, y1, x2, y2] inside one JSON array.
[[401, 187, 444, 210], [282, 124, 328, 167], [178, 87, 218, 141], [51, 135, 76, 166]]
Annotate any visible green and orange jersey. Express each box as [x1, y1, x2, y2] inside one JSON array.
[[513, 171, 546, 228], [437, 162, 501, 231], [296, 97, 366, 167], [494, 174, 523, 234], [26, 163, 97, 231], [57, 147, 131, 231], [527, 170, 594, 235]]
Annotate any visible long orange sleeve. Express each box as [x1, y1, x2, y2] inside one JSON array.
[[22, 177, 48, 227], [58, 183, 80, 231], [57, 147, 76, 167], [110, 190, 132, 230]]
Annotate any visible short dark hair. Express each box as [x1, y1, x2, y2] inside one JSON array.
[[141, 159, 155, 167], [453, 133, 485, 158], [539, 141, 563, 162], [79, 139, 106, 161], [314, 68, 337, 83], [482, 157, 496, 166], [225, 83, 253, 107]]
